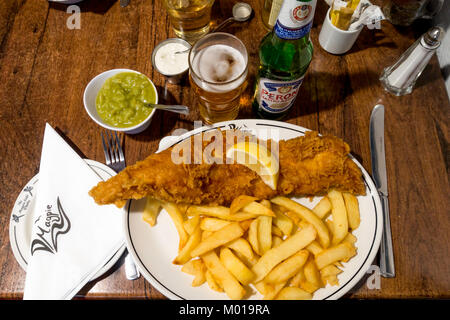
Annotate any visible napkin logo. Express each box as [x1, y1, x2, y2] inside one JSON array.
[[31, 197, 71, 256]]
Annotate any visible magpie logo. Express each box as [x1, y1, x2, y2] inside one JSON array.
[[31, 197, 71, 255]]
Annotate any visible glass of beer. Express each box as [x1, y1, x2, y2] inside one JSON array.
[[163, 0, 215, 43], [189, 32, 248, 124]]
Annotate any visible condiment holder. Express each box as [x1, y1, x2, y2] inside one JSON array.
[[83, 69, 158, 134], [319, 8, 363, 55], [152, 38, 191, 84]]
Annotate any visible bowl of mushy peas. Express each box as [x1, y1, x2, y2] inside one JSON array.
[[84, 69, 158, 134]]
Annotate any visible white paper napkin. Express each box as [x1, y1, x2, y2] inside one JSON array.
[[23, 123, 124, 300]]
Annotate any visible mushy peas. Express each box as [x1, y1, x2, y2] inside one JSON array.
[[96, 72, 156, 128]]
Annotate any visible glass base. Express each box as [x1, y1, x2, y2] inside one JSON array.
[[379, 70, 414, 96], [173, 24, 211, 44], [198, 102, 240, 125]]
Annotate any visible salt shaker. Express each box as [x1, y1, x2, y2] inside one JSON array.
[[380, 26, 445, 96]]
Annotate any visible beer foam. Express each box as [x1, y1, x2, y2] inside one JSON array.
[[191, 44, 246, 92]]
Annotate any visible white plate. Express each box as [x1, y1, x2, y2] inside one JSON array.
[[124, 120, 383, 300], [9, 159, 126, 281]]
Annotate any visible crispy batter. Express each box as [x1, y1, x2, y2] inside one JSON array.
[[89, 130, 366, 207]]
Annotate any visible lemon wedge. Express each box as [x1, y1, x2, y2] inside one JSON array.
[[226, 141, 279, 190]]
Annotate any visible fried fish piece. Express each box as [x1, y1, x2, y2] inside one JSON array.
[[89, 130, 365, 207]]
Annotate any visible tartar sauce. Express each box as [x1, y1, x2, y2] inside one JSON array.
[[154, 42, 189, 75]]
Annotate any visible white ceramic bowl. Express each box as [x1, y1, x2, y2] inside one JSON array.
[[83, 69, 158, 134]]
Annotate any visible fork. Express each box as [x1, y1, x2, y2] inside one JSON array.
[[101, 130, 141, 281]]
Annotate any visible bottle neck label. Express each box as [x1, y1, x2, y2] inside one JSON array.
[[274, 0, 317, 40], [257, 76, 305, 114]]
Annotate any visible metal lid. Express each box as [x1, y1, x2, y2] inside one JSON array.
[[423, 26, 445, 48]]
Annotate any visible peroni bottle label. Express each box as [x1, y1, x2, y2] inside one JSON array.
[[274, 1, 316, 40], [257, 77, 305, 114]]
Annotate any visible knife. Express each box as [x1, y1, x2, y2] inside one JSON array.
[[370, 104, 395, 278]]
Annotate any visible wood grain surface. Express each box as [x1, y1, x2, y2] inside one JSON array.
[[0, 0, 449, 299]]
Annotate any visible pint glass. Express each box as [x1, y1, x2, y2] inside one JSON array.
[[163, 0, 214, 43], [189, 33, 249, 124]]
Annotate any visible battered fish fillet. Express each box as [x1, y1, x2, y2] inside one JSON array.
[[89, 130, 366, 207]]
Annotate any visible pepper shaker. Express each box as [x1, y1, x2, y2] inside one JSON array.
[[380, 26, 445, 96]]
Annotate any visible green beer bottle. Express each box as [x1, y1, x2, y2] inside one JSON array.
[[252, 0, 316, 120]]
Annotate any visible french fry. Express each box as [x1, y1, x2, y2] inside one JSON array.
[[298, 220, 310, 230], [343, 232, 357, 245], [248, 218, 260, 255], [315, 242, 356, 270], [181, 259, 206, 287], [227, 238, 257, 263], [252, 224, 317, 282], [200, 217, 231, 231], [272, 225, 284, 238], [325, 219, 334, 238], [202, 230, 213, 240], [177, 204, 190, 216], [283, 210, 302, 225], [303, 257, 323, 288], [271, 196, 330, 248], [233, 250, 259, 268], [184, 214, 200, 235], [205, 269, 223, 292], [263, 281, 287, 300], [289, 267, 306, 287], [181, 259, 199, 274], [272, 207, 294, 236], [192, 268, 207, 287], [242, 201, 275, 217], [275, 287, 312, 300], [327, 190, 348, 245], [191, 223, 244, 258], [259, 199, 272, 209], [230, 195, 258, 214], [188, 205, 257, 221], [306, 240, 323, 256], [264, 250, 309, 284], [142, 197, 161, 226], [173, 194, 360, 299], [322, 274, 339, 286], [300, 281, 319, 294], [239, 219, 253, 232], [272, 205, 294, 236], [257, 216, 272, 255], [173, 225, 202, 265], [320, 264, 342, 278], [202, 251, 246, 300], [343, 192, 360, 230], [162, 201, 188, 250], [272, 235, 283, 248], [220, 247, 255, 285], [259, 199, 272, 210], [312, 196, 332, 219], [253, 281, 268, 296]]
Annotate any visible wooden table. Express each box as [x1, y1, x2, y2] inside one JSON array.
[[0, 0, 448, 300]]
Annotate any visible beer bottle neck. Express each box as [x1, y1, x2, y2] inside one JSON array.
[[274, 0, 317, 41]]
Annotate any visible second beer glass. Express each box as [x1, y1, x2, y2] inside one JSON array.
[[163, 0, 214, 43], [189, 33, 249, 124]]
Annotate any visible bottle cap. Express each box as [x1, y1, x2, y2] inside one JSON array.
[[423, 26, 445, 48]]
